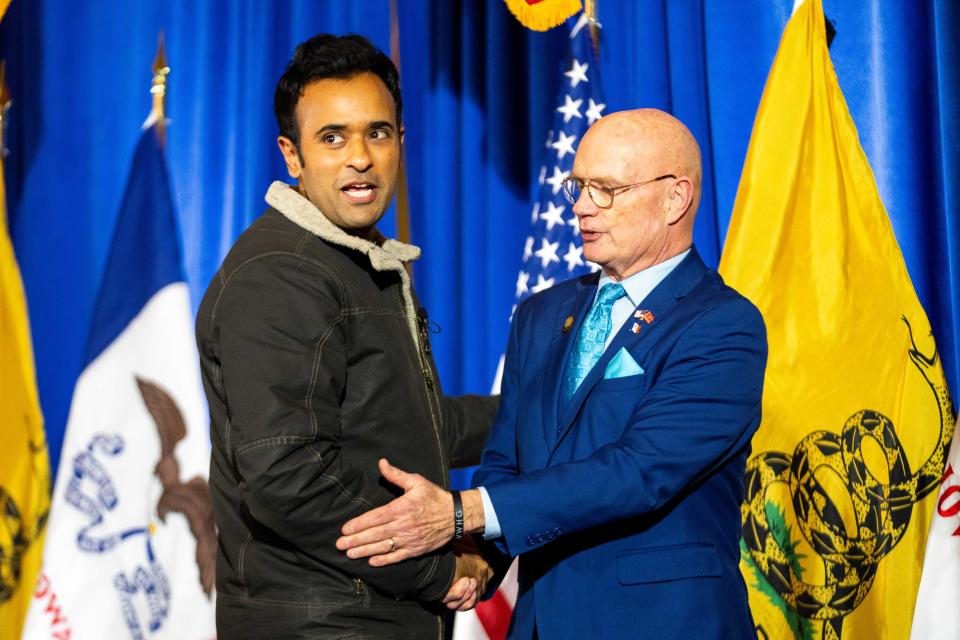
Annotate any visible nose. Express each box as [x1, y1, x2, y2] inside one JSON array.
[[346, 137, 373, 173], [572, 186, 597, 219]]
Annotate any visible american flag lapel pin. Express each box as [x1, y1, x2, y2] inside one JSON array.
[[633, 309, 654, 324]]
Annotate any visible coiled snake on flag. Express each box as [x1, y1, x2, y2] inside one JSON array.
[[741, 318, 956, 640], [0, 437, 50, 603]]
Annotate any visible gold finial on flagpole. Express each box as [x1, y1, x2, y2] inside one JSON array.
[[0, 60, 11, 157], [148, 32, 170, 145]]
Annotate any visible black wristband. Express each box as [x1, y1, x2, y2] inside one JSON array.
[[452, 490, 464, 540]]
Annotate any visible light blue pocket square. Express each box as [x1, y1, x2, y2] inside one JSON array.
[[604, 347, 645, 379]]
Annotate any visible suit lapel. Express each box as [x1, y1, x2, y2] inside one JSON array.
[[550, 248, 710, 456], [541, 274, 598, 449]]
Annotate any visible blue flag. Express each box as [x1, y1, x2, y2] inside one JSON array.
[[24, 126, 216, 640]]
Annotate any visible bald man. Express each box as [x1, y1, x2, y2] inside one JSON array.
[[337, 109, 767, 638]]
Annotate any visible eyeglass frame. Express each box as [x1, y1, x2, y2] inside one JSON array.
[[561, 174, 677, 209]]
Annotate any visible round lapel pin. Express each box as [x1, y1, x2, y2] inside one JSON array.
[[562, 316, 574, 333]]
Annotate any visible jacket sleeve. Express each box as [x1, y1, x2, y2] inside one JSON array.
[[482, 299, 767, 558], [214, 254, 453, 601], [441, 394, 499, 468]]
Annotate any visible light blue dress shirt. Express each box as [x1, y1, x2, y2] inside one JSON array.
[[478, 249, 690, 539]]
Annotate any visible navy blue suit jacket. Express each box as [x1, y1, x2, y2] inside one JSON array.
[[474, 248, 767, 639]]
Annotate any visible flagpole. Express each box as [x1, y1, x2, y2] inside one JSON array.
[[147, 32, 169, 146], [389, 0, 413, 257], [584, 0, 600, 55]]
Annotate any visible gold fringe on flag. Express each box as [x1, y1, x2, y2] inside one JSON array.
[[503, 0, 582, 31]]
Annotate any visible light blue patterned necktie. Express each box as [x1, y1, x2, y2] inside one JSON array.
[[562, 282, 627, 402]]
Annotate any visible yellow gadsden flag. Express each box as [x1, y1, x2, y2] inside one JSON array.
[[0, 98, 52, 640], [719, 1, 956, 639]]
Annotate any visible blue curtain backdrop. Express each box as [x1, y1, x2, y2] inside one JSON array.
[[1, 0, 957, 478]]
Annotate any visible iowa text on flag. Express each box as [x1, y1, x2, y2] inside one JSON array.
[[912, 410, 960, 636], [719, 1, 956, 639], [22, 126, 216, 640]]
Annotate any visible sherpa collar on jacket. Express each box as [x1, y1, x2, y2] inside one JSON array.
[[265, 180, 423, 348], [265, 180, 420, 266]]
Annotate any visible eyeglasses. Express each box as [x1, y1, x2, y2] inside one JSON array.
[[561, 174, 676, 209]]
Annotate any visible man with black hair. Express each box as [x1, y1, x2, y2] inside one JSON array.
[[196, 33, 497, 638]]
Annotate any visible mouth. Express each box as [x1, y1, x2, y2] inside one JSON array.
[[580, 228, 602, 242], [340, 181, 379, 204]]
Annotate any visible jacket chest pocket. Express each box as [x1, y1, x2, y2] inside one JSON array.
[[592, 373, 647, 393], [565, 378, 650, 452]]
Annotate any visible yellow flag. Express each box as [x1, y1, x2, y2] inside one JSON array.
[[0, 156, 51, 638], [719, 1, 956, 639]]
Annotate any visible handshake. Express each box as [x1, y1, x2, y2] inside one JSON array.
[[337, 459, 493, 611]]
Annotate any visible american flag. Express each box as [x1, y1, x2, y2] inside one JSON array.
[[514, 13, 604, 310], [455, 12, 605, 640]]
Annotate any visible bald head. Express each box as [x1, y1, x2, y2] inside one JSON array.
[[571, 109, 703, 279], [583, 109, 702, 223]]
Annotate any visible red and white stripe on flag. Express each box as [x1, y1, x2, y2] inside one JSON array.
[[454, 559, 518, 640]]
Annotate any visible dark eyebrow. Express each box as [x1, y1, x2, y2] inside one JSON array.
[[314, 124, 346, 139], [313, 121, 395, 139]]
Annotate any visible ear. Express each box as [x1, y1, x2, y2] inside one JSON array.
[[665, 177, 695, 225], [399, 126, 405, 146], [277, 136, 302, 180]]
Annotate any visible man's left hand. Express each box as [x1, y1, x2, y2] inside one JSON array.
[[337, 458, 455, 566]]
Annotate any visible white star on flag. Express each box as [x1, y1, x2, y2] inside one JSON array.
[[530, 201, 540, 224], [567, 213, 580, 236], [530, 274, 556, 294], [538, 165, 547, 185], [586, 98, 606, 125], [539, 201, 566, 231], [551, 130, 577, 160], [523, 236, 534, 261], [515, 271, 530, 297], [562, 243, 584, 272], [545, 166, 570, 195], [564, 59, 589, 88], [533, 238, 560, 269], [556, 95, 583, 123], [569, 11, 590, 39]]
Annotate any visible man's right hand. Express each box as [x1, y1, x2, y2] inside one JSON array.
[[337, 459, 486, 567], [441, 540, 494, 611]]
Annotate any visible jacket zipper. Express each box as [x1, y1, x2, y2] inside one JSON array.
[[400, 292, 448, 640], [401, 290, 448, 487], [354, 577, 366, 600], [417, 307, 449, 487]]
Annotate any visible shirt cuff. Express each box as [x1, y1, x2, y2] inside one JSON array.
[[477, 486, 502, 540]]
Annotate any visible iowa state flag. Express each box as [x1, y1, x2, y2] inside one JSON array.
[[719, 1, 956, 639], [23, 126, 216, 639]]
